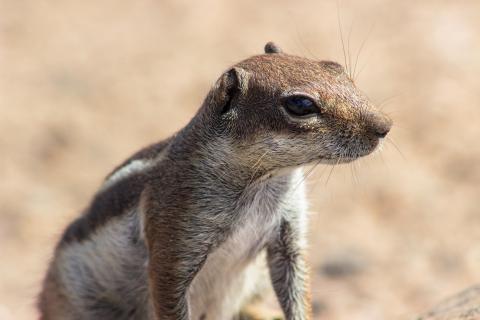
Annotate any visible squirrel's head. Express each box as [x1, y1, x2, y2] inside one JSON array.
[[202, 42, 392, 176]]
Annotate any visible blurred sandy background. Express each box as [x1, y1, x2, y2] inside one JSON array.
[[1, 0, 480, 319]]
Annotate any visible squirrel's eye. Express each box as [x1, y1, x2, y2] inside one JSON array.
[[283, 96, 320, 117]]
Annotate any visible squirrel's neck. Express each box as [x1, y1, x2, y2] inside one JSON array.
[[165, 110, 296, 193]]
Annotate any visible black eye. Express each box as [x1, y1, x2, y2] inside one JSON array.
[[282, 96, 320, 117]]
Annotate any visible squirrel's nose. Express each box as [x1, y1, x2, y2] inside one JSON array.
[[374, 123, 391, 138], [368, 114, 392, 138]]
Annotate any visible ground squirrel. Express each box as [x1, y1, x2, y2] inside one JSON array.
[[38, 42, 392, 320]]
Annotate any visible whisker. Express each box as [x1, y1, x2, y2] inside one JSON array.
[[347, 18, 355, 79], [386, 137, 406, 161], [349, 163, 357, 186], [325, 158, 341, 186], [308, 162, 332, 191], [293, 22, 319, 60], [336, 1, 349, 76], [247, 150, 269, 184], [376, 93, 403, 111], [353, 22, 375, 81], [346, 151, 359, 186], [355, 160, 361, 184], [354, 154, 362, 185], [354, 50, 375, 81], [293, 159, 322, 192], [375, 144, 388, 168], [389, 124, 407, 132]]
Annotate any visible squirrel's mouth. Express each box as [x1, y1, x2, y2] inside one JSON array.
[[319, 136, 384, 165]]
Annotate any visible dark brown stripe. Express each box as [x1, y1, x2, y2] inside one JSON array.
[[60, 172, 148, 244], [60, 139, 170, 244]]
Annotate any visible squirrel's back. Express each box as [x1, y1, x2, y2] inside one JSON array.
[[40, 140, 172, 319]]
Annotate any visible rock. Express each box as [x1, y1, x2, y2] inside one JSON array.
[[416, 285, 480, 320], [319, 249, 368, 278]]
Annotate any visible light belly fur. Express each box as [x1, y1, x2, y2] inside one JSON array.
[[188, 214, 278, 319]]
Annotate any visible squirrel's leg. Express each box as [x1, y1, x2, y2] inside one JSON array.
[[267, 219, 312, 320], [144, 205, 212, 320]]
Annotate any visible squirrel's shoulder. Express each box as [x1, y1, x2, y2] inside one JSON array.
[[59, 137, 173, 245]]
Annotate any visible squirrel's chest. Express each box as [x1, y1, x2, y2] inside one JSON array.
[[218, 206, 280, 262], [188, 196, 282, 319]]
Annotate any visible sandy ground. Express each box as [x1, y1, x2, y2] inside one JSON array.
[[1, 0, 480, 319]]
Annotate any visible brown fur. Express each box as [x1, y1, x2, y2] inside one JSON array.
[[39, 42, 391, 320]]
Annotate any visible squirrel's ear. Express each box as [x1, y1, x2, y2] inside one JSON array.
[[264, 42, 282, 54], [213, 67, 248, 115]]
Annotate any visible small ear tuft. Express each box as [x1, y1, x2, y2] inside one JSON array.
[[264, 42, 282, 54]]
